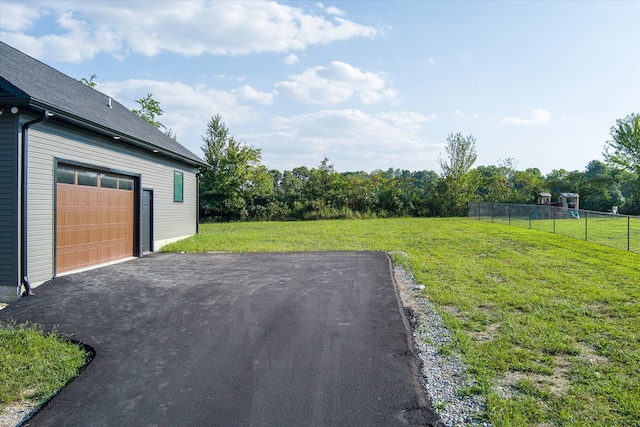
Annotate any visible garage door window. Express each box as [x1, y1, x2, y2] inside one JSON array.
[[57, 167, 76, 184], [119, 178, 134, 191], [57, 166, 136, 190], [78, 170, 98, 187], [101, 175, 117, 189]]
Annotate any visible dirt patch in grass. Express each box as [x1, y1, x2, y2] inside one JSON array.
[[576, 343, 609, 365], [495, 354, 575, 399], [468, 322, 501, 342]]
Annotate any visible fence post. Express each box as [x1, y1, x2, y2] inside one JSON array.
[[491, 203, 494, 223], [629, 216, 631, 252], [584, 210, 588, 242], [552, 206, 556, 233], [508, 205, 511, 226]]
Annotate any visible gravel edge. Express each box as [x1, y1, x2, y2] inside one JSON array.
[[0, 402, 36, 427], [393, 264, 491, 427]]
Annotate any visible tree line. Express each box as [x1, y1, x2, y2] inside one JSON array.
[[198, 113, 640, 222]]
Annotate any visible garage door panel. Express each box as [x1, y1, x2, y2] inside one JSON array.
[[57, 250, 75, 271], [57, 228, 76, 247], [57, 209, 77, 228], [76, 190, 98, 207], [56, 173, 134, 274], [76, 210, 92, 227], [77, 228, 99, 245]]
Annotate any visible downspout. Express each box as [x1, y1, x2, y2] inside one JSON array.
[[20, 110, 51, 296]]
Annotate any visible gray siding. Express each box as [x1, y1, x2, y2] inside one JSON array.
[[0, 115, 19, 300], [26, 121, 198, 284]]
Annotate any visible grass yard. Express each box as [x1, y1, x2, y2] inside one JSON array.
[[488, 214, 640, 254], [0, 322, 90, 415], [164, 218, 640, 426]]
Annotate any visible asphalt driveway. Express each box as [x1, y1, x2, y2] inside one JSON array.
[[1, 251, 441, 426]]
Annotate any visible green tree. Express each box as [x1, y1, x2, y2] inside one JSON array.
[[438, 132, 478, 180], [79, 74, 97, 87], [545, 169, 570, 196], [510, 168, 546, 204], [471, 165, 511, 202], [604, 113, 640, 175], [132, 93, 165, 129], [436, 132, 478, 216], [618, 170, 640, 214], [581, 160, 630, 213], [199, 114, 268, 221]]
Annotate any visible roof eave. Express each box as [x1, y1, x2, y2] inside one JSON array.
[[25, 100, 208, 169]]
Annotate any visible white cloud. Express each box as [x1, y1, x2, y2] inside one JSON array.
[[231, 85, 274, 106], [262, 109, 440, 171], [0, 0, 377, 63], [325, 6, 346, 16], [212, 74, 247, 82], [274, 61, 397, 105], [90, 78, 439, 171], [0, 2, 42, 31], [284, 54, 299, 65], [501, 109, 551, 125], [97, 79, 266, 151], [0, 7, 121, 62], [377, 112, 437, 130]]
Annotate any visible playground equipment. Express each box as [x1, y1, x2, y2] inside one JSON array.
[[559, 193, 580, 210], [535, 192, 581, 219], [537, 193, 552, 205]]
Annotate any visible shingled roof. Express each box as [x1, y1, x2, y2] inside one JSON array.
[[0, 41, 207, 168]]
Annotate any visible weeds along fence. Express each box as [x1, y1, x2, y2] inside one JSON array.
[[468, 202, 640, 254]]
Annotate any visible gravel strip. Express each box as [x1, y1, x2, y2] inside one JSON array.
[[0, 402, 37, 427], [393, 264, 491, 427]]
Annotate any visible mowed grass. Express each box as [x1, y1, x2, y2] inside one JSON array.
[[164, 218, 640, 426], [0, 322, 90, 410], [492, 215, 640, 253]]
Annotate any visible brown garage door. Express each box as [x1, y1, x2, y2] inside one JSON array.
[[56, 167, 135, 273]]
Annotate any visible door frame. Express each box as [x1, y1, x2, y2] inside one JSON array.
[[141, 188, 154, 254]]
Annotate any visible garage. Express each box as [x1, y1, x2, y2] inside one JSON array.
[[1, 41, 208, 302], [56, 165, 136, 273]]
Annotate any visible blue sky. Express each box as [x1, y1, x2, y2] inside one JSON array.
[[1, 0, 638, 174]]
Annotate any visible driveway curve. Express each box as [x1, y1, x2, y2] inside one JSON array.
[[1, 251, 442, 426]]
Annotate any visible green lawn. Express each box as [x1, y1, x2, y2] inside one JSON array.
[[0, 322, 90, 412], [486, 214, 640, 254], [164, 218, 640, 426]]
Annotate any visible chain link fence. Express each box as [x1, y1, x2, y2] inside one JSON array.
[[468, 202, 639, 253]]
